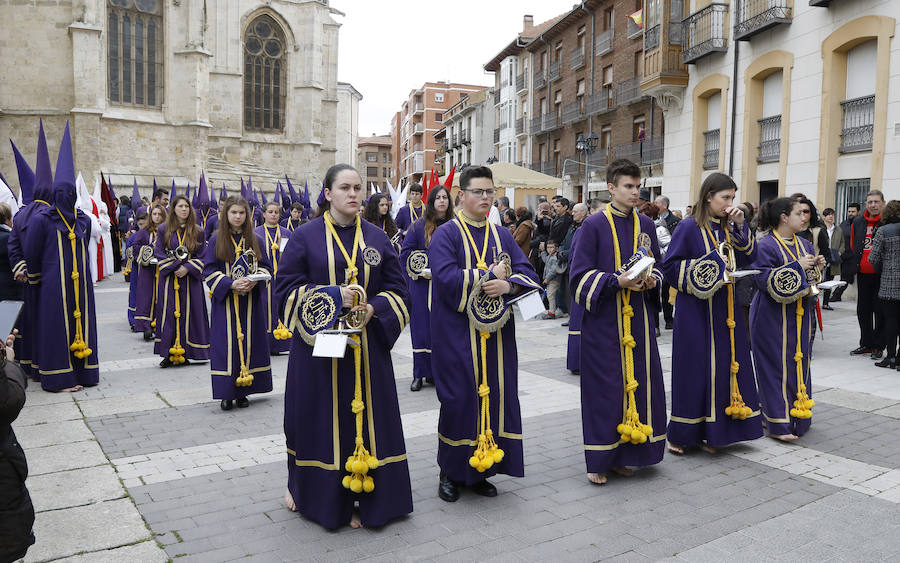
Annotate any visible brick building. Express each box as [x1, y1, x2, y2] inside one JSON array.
[[357, 135, 392, 190], [389, 82, 485, 185]]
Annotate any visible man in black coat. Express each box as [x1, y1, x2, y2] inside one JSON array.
[[547, 198, 573, 316], [830, 202, 860, 302], [0, 332, 35, 563]]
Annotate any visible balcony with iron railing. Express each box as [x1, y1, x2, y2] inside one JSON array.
[[839, 94, 875, 153], [516, 73, 526, 93], [570, 47, 585, 70], [615, 137, 665, 165], [641, 1, 689, 96], [588, 147, 612, 168], [735, 0, 792, 41], [531, 115, 544, 134], [682, 3, 729, 64], [452, 132, 460, 148], [587, 86, 615, 115], [627, 16, 643, 39], [461, 130, 471, 145], [645, 25, 661, 51], [542, 160, 558, 176], [548, 60, 561, 82], [493, 129, 500, 144], [617, 76, 646, 105], [543, 112, 559, 132], [494, 89, 501, 105], [562, 99, 587, 125], [413, 103, 424, 115], [596, 29, 613, 55], [500, 78, 509, 89], [414, 122, 424, 134], [703, 129, 721, 169], [757, 115, 781, 163], [515, 117, 525, 136], [534, 69, 547, 90]]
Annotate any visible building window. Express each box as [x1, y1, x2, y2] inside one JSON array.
[[601, 125, 612, 150], [107, 0, 163, 107], [366, 153, 378, 162], [383, 167, 389, 177], [244, 14, 287, 132], [367, 166, 378, 177], [435, 92, 444, 102], [632, 115, 646, 141], [435, 112, 443, 122], [382, 153, 389, 163]]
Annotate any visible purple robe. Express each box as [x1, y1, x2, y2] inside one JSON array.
[[279, 217, 302, 232], [398, 219, 433, 381], [131, 229, 160, 334], [661, 218, 764, 447], [203, 233, 273, 400], [153, 225, 210, 361], [275, 217, 412, 530], [125, 231, 138, 326], [23, 207, 99, 390], [254, 224, 292, 354], [203, 213, 219, 242], [750, 233, 815, 437], [566, 302, 584, 372], [569, 206, 666, 473], [197, 208, 215, 235], [395, 203, 424, 233], [429, 216, 541, 485]]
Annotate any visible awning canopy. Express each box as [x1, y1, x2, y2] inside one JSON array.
[[441, 162, 561, 190]]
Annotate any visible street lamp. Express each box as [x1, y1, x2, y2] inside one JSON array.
[[575, 132, 599, 203]]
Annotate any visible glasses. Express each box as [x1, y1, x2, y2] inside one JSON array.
[[464, 188, 496, 198]]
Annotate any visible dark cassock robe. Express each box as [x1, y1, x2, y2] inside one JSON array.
[[24, 206, 99, 390], [125, 231, 139, 327], [429, 214, 541, 485], [750, 233, 816, 437], [395, 203, 424, 234], [569, 205, 666, 474], [280, 217, 302, 232], [275, 215, 412, 530], [661, 217, 764, 447], [203, 233, 273, 400], [253, 224, 292, 354], [153, 225, 210, 361], [197, 208, 215, 236], [8, 200, 51, 378], [203, 213, 219, 242], [566, 302, 584, 372], [398, 218, 433, 381], [131, 228, 160, 334]]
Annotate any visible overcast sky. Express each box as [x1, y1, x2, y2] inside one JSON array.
[[330, 0, 577, 137]]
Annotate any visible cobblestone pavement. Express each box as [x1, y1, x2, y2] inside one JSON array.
[[15, 274, 900, 562]]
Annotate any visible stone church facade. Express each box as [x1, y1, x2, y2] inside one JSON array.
[[0, 0, 342, 195]]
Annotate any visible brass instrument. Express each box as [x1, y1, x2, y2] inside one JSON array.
[[169, 245, 190, 261], [805, 252, 823, 296], [338, 284, 368, 331], [390, 230, 402, 248], [717, 240, 738, 284]]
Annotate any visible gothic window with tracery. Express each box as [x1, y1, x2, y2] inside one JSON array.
[[244, 15, 287, 132], [108, 0, 163, 107]]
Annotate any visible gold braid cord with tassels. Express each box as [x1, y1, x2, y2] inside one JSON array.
[[604, 205, 653, 445], [168, 229, 188, 365], [457, 212, 505, 471], [57, 210, 92, 359], [231, 236, 253, 386], [323, 212, 379, 493], [150, 232, 159, 331], [702, 225, 752, 420], [266, 225, 291, 340]]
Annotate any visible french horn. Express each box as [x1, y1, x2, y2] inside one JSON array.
[[717, 240, 738, 284]]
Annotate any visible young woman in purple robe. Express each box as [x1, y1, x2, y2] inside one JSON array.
[[204, 196, 273, 410], [569, 159, 667, 485], [275, 164, 412, 530], [154, 195, 209, 367], [399, 185, 453, 392], [750, 198, 824, 441], [661, 173, 763, 455], [133, 205, 166, 341], [254, 202, 292, 355], [364, 193, 399, 245], [429, 166, 541, 503]]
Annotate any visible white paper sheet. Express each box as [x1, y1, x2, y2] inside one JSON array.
[[729, 269, 761, 279], [510, 289, 545, 321], [312, 333, 348, 358], [247, 272, 272, 282], [816, 280, 847, 290], [625, 256, 656, 280]]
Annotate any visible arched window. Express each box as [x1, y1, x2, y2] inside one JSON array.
[[108, 0, 163, 107], [244, 15, 287, 132]]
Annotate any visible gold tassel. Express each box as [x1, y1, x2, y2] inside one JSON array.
[[469, 331, 504, 471], [342, 334, 378, 493], [789, 297, 814, 418]]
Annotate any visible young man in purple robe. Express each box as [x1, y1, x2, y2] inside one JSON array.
[[154, 195, 210, 367], [661, 172, 763, 454], [204, 196, 273, 410], [751, 198, 823, 441], [394, 182, 423, 235], [280, 202, 304, 232], [429, 166, 541, 502], [568, 159, 666, 485], [399, 185, 453, 392], [276, 164, 412, 530], [254, 202, 292, 355], [132, 205, 165, 341], [23, 122, 99, 392]]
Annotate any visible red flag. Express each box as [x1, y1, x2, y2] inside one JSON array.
[[444, 164, 456, 188], [100, 172, 117, 228]]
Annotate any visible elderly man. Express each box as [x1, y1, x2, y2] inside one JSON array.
[[850, 190, 887, 358], [559, 202, 588, 371]]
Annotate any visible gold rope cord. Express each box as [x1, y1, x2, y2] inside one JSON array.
[[57, 210, 92, 359], [168, 229, 188, 365], [150, 232, 159, 330], [230, 236, 253, 385], [266, 225, 291, 340], [324, 212, 379, 493]]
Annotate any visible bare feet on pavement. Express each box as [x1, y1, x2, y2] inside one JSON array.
[[699, 444, 717, 454], [587, 472, 607, 485], [284, 488, 296, 512], [350, 511, 363, 529], [612, 466, 634, 477], [667, 443, 684, 455], [771, 434, 798, 442]]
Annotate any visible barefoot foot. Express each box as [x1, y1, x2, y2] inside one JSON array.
[[611, 466, 634, 477], [53, 385, 83, 393], [349, 510, 363, 529], [667, 442, 685, 455], [587, 472, 607, 485], [284, 488, 297, 512], [699, 444, 717, 454], [771, 433, 798, 442]]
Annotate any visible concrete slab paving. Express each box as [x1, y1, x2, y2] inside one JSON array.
[[15, 419, 94, 449], [51, 541, 168, 563], [15, 400, 84, 427], [814, 387, 899, 413], [28, 464, 125, 512], [24, 440, 109, 476], [76, 393, 169, 418]]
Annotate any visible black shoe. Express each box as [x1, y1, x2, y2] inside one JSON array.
[[831, 297, 842, 302], [871, 349, 884, 360], [561, 321, 569, 327], [438, 473, 459, 502], [875, 357, 895, 368], [822, 305, 834, 311], [469, 479, 497, 498], [143, 330, 153, 341], [236, 397, 249, 408], [410, 378, 423, 392], [425, 377, 434, 385], [159, 358, 172, 368], [665, 321, 673, 330], [850, 346, 871, 356], [570, 370, 580, 375], [220, 400, 234, 411]]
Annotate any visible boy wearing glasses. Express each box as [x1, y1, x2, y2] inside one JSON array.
[[428, 166, 541, 503]]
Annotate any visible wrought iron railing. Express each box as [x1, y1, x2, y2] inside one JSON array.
[[587, 86, 615, 114], [757, 115, 781, 163], [493, 128, 500, 144], [703, 129, 720, 169], [570, 47, 585, 70], [615, 138, 665, 165], [515, 117, 525, 135], [682, 3, 729, 64], [548, 60, 561, 82], [516, 73, 526, 92], [839, 95, 875, 153], [617, 76, 645, 105], [562, 100, 586, 124], [735, 0, 792, 40], [534, 69, 547, 90], [596, 29, 613, 55], [543, 112, 559, 131], [627, 16, 642, 38], [644, 25, 660, 51], [461, 130, 471, 145], [531, 115, 544, 134], [542, 160, 557, 176], [494, 89, 501, 105]]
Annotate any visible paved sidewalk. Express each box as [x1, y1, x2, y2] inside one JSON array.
[[14, 274, 900, 562]]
